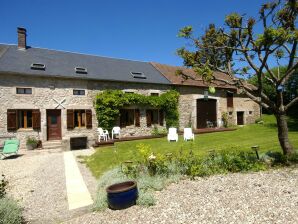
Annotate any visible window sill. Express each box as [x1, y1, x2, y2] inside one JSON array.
[[73, 127, 87, 130], [17, 128, 34, 132]]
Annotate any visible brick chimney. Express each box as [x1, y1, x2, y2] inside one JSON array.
[[17, 27, 27, 49]]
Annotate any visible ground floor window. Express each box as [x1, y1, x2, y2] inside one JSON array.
[[74, 110, 86, 127], [119, 109, 141, 127], [146, 109, 164, 127], [120, 109, 135, 127], [67, 109, 92, 129], [7, 109, 41, 131], [18, 110, 33, 128]]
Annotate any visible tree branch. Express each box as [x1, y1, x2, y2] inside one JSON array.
[[285, 97, 298, 111]]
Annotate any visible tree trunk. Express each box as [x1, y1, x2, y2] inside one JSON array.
[[275, 113, 294, 155]]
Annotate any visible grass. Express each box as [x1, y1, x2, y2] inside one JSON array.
[[84, 115, 298, 178]]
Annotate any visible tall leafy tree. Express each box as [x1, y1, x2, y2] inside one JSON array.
[[177, 0, 298, 155]]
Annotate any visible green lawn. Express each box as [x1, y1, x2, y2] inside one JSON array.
[[84, 115, 298, 178]]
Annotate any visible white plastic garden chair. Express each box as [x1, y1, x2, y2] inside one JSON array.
[[97, 128, 109, 142], [167, 127, 178, 142], [183, 128, 194, 141], [112, 126, 121, 139]]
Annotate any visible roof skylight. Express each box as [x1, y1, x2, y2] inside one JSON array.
[[75, 67, 88, 74], [131, 72, 146, 79], [30, 63, 46, 70]]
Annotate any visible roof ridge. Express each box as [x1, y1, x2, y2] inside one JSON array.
[[0, 43, 152, 64]]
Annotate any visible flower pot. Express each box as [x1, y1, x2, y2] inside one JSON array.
[[26, 143, 37, 150], [106, 181, 138, 210]]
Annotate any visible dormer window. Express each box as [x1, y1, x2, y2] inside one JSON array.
[[75, 67, 88, 74], [131, 72, 146, 79], [31, 63, 46, 70]]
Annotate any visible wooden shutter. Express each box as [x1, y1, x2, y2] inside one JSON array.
[[86, 109, 92, 129], [135, 109, 140, 127], [227, 92, 234, 108], [120, 109, 125, 128], [7, 109, 17, 131], [159, 110, 164, 126], [67, 109, 74, 129], [32, 109, 41, 130], [146, 110, 152, 127]]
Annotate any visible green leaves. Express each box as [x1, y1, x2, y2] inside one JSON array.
[[94, 90, 180, 130], [256, 27, 291, 47], [225, 13, 242, 28], [178, 26, 193, 38]]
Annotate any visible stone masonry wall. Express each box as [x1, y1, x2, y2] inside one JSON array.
[[0, 74, 169, 149], [176, 86, 260, 130]]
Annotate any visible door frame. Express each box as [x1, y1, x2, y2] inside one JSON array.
[[46, 109, 62, 140], [196, 98, 218, 129], [237, 111, 245, 125]]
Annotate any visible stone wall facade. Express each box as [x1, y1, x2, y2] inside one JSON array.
[[0, 74, 169, 149], [176, 86, 260, 130], [0, 73, 260, 150]]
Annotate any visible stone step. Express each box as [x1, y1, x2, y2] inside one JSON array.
[[42, 140, 62, 150]]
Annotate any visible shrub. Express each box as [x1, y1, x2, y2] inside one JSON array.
[[221, 112, 228, 128], [26, 136, 38, 146], [151, 126, 167, 136], [0, 197, 23, 224], [137, 190, 155, 206]]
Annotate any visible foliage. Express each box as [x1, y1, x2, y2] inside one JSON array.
[[94, 90, 179, 131], [0, 197, 23, 224], [249, 66, 298, 115], [151, 126, 168, 136], [26, 136, 38, 146], [93, 166, 181, 210], [177, 0, 298, 155], [221, 112, 228, 128], [0, 175, 8, 199], [136, 189, 156, 207]]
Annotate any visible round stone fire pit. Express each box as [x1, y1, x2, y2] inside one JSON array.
[[106, 181, 138, 210]]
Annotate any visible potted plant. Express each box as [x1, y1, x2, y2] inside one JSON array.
[[26, 136, 38, 150]]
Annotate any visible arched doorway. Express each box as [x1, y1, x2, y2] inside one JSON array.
[[197, 99, 217, 128]]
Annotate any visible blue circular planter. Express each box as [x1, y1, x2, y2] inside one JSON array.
[[106, 181, 138, 210]]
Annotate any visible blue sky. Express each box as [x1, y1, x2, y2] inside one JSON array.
[[1, 0, 268, 65]]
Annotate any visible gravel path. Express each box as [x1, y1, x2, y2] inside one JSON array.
[[65, 168, 298, 224], [0, 149, 97, 224]]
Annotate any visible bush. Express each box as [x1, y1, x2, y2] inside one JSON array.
[[137, 190, 155, 206], [26, 136, 38, 146], [221, 112, 228, 128], [151, 126, 167, 136], [0, 197, 23, 224]]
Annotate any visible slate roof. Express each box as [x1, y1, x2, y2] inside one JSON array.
[[151, 62, 237, 89], [0, 44, 171, 85]]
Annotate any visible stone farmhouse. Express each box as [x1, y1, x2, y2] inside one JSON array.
[[0, 28, 260, 149]]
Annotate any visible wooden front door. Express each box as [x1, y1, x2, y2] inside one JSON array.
[[47, 109, 62, 140], [197, 99, 217, 128], [237, 111, 244, 125]]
